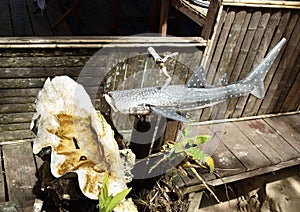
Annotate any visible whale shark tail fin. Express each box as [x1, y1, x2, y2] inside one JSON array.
[[241, 38, 286, 99]]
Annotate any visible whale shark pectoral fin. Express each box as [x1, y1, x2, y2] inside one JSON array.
[[151, 106, 190, 123], [187, 66, 206, 88]]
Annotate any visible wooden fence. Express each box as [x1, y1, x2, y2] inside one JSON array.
[[199, 2, 300, 121]]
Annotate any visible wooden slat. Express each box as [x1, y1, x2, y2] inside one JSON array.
[[226, 11, 262, 118], [0, 123, 31, 132], [214, 10, 247, 83], [251, 118, 299, 161], [221, 122, 271, 171], [224, 11, 251, 87], [0, 0, 13, 36], [0, 36, 207, 49], [209, 10, 248, 120], [207, 158, 300, 187], [0, 67, 80, 79], [201, 0, 221, 39], [0, 103, 35, 114], [244, 10, 292, 116], [0, 78, 47, 89], [0, 56, 90, 68], [0, 130, 35, 142], [258, 12, 299, 115], [196, 124, 246, 177], [200, 10, 235, 121], [232, 11, 271, 118], [9, 0, 33, 36], [242, 11, 282, 117], [0, 97, 36, 105], [0, 88, 40, 97], [25, 0, 53, 36], [159, 0, 169, 36], [281, 64, 300, 111], [2, 143, 37, 202], [268, 18, 300, 113], [0, 112, 35, 124], [233, 120, 282, 164], [265, 115, 300, 153]]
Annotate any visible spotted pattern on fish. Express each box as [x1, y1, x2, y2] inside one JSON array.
[[105, 38, 286, 123]]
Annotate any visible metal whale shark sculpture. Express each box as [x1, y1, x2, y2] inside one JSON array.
[[105, 38, 286, 123]]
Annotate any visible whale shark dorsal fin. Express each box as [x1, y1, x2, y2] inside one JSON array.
[[251, 83, 265, 99], [151, 106, 190, 123], [217, 73, 228, 86], [186, 66, 206, 88]]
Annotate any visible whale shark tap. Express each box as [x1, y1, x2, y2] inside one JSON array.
[[105, 38, 286, 123]]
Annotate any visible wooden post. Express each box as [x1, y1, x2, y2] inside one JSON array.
[[159, 0, 170, 36], [201, 0, 221, 39]]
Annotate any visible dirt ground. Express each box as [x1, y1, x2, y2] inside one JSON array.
[[199, 174, 300, 212]]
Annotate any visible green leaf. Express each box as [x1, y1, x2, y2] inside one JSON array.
[[206, 156, 215, 173], [182, 124, 191, 137], [105, 188, 132, 212], [98, 172, 132, 212], [193, 135, 211, 145]]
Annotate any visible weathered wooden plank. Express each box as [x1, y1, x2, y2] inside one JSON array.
[[244, 10, 292, 116], [214, 10, 247, 83], [222, 122, 272, 170], [0, 88, 40, 97], [0, 123, 31, 132], [9, 0, 33, 36], [0, 67, 82, 79], [0, 112, 35, 124], [242, 11, 282, 117], [195, 124, 246, 177], [0, 103, 35, 114], [206, 10, 235, 85], [233, 120, 282, 164], [25, 0, 53, 36], [201, 8, 227, 71], [232, 11, 271, 118], [0, 78, 46, 89], [0, 130, 35, 142], [281, 64, 300, 112], [201, 0, 221, 39], [269, 18, 300, 113], [45, 0, 72, 35], [265, 114, 300, 153], [225, 11, 261, 118], [207, 158, 300, 187], [2, 142, 37, 202], [0, 0, 13, 36], [0, 48, 97, 57], [0, 56, 90, 68], [0, 97, 36, 105], [252, 119, 299, 161], [210, 10, 248, 120], [258, 12, 299, 115], [224, 11, 251, 81], [201, 10, 235, 121]]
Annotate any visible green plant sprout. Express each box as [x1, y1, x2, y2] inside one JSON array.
[[162, 124, 214, 172], [98, 172, 132, 212], [162, 125, 220, 203]]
